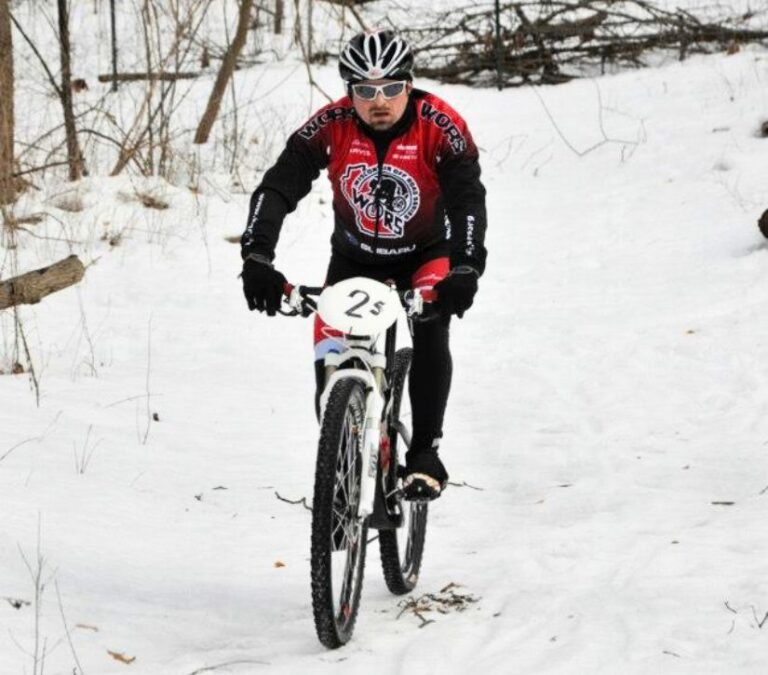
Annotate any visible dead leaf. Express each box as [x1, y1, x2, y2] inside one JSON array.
[[108, 650, 136, 664], [138, 193, 168, 210], [274, 561, 286, 568]]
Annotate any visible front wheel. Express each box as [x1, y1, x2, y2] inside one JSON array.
[[311, 377, 369, 648], [379, 347, 429, 595]]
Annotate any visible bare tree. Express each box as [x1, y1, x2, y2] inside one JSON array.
[[109, 0, 118, 92], [194, 0, 254, 144], [109, 0, 213, 176], [306, 0, 313, 61], [0, 0, 16, 203], [275, 0, 283, 34], [56, 0, 85, 180]]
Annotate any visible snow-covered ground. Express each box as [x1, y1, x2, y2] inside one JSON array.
[[2, 3, 768, 673]]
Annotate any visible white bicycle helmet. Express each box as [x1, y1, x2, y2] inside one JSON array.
[[339, 29, 414, 82]]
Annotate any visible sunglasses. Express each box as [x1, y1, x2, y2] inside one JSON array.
[[350, 81, 408, 101]]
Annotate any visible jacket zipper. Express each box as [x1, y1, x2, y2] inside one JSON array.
[[373, 139, 390, 254]]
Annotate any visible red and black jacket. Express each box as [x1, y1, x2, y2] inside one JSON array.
[[241, 89, 487, 275]]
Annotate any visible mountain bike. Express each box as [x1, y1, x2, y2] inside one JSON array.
[[281, 277, 434, 649]]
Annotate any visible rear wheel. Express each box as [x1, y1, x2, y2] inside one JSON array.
[[311, 378, 368, 648], [379, 347, 429, 595]]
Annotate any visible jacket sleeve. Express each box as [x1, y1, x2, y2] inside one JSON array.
[[436, 116, 488, 276], [241, 126, 330, 261]]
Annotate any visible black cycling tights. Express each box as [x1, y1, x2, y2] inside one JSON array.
[[408, 315, 452, 454]]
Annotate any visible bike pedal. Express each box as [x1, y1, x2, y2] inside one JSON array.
[[402, 473, 443, 502]]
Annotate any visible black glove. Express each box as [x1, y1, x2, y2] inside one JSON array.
[[759, 209, 768, 239], [434, 266, 479, 319], [241, 254, 287, 316]]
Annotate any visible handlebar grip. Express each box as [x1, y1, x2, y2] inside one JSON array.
[[283, 282, 295, 297]]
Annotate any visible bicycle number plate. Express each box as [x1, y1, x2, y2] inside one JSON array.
[[318, 277, 401, 336]]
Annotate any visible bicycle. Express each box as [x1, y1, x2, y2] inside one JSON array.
[[280, 276, 435, 649]]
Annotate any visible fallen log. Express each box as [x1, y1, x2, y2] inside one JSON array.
[[0, 255, 85, 310], [97, 71, 199, 83]]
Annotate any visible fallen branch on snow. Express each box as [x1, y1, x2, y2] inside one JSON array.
[[0, 255, 85, 310], [275, 491, 312, 512]]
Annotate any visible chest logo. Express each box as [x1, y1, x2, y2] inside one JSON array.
[[340, 163, 420, 239]]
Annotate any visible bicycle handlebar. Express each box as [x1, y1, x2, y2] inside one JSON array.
[[279, 282, 438, 318]]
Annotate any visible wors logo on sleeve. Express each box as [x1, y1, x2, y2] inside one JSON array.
[[297, 106, 355, 140], [420, 102, 467, 154], [340, 163, 420, 239]]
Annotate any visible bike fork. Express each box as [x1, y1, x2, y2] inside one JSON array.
[[359, 384, 385, 519]]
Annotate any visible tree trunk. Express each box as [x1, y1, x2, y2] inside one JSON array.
[[56, 0, 85, 181], [293, 0, 301, 46], [193, 0, 253, 144], [306, 0, 313, 62], [275, 0, 283, 34], [0, 255, 86, 310], [0, 0, 16, 204], [109, 0, 118, 92]]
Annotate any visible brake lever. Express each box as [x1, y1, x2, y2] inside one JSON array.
[[280, 283, 318, 317], [403, 288, 440, 322], [299, 295, 317, 317]]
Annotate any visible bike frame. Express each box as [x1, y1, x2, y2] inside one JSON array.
[[317, 323, 399, 520]]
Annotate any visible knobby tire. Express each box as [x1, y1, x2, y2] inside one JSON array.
[[378, 347, 429, 595], [311, 377, 369, 649]]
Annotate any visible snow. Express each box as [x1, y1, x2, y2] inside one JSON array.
[[2, 3, 768, 673]]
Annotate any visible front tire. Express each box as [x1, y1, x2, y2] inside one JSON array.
[[311, 377, 369, 648], [379, 347, 429, 595]]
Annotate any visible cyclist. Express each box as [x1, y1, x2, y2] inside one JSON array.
[[240, 29, 487, 501]]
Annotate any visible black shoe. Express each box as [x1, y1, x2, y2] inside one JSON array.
[[402, 474, 444, 501], [403, 451, 449, 501]]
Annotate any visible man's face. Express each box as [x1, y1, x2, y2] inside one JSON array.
[[350, 79, 413, 131]]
